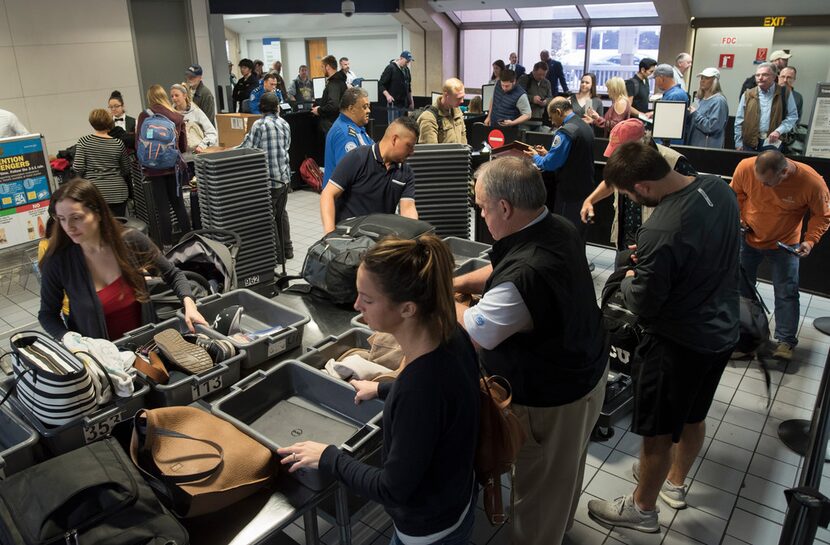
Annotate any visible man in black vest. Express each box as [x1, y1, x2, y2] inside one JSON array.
[[484, 69, 531, 128], [454, 156, 607, 545], [526, 98, 595, 245]]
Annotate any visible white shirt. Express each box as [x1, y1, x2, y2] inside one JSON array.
[[344, 69, 358, 86], [463, 209, 548, 349], [113, 116, 126, 130], [672, 66, 687, 92], [0, 109, 29, 138]]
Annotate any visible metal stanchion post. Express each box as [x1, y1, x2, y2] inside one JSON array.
[[335, 485, 352, 545]]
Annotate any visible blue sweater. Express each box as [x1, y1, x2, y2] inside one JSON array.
[[686, 94, 729, 149]]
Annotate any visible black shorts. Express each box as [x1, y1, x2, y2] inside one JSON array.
[[631, 333, 730, 442]]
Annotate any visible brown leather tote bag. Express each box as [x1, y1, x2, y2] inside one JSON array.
[[475, 372, 526, 525], [130, 406, 273, 518]]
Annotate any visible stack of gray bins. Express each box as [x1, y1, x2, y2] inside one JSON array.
[[194, 148, 276, 293], [408, 143, 471, 238]]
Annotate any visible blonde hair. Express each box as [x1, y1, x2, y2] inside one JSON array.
[[170, 83, 192, 109], [146, 84, 176, 113], [443, 78, 465, 94], [605, 77, 627, 101]]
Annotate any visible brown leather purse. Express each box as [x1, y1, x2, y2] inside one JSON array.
[[475, 371, 526, 526], [130, 406, 273, 517]]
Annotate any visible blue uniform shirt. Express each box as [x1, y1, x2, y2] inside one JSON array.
[[323, 113, 374, 189], [533, 113, 574, 172], [249, 82, 283, 114]]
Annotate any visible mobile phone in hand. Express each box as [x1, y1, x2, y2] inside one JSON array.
[[777, 241, 802, 257]]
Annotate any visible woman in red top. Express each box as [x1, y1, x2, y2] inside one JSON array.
[[38, 179, 207, 341], [590, 76, 631, 136], [136, 84, 191, 247]]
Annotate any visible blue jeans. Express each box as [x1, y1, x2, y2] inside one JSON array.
[[740, 239, 800, 346], [388, 491, 477, 545], [387, 104, 407, 125]]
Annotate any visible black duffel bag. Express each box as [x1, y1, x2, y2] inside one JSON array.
[[0, 438, 188, 545], [300, 214, 434, 304]]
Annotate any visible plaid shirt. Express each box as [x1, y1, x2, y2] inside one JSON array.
[[239, 113, 291, 187]]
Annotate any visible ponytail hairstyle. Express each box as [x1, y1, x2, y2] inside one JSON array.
[[46, 179, 151, 303], [361, 234, 456, 343], [146, 84, 176, 113]]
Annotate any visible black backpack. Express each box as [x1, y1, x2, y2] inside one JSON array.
[[600, 267, 642, 373], [0, 438, 188, 545], [411, 105, 447, 133], [736, 265, 771, 355], [300, 214, 434, 305]]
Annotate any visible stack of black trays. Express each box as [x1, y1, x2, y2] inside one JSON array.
[[407, 143, 471, 238], [194, 149, 276, 292], [130, 160, 187, 245]]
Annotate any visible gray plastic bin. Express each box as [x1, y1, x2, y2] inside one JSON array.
[[185, 289, 310, 369], [114, 317, 245, 406], [211, 360, 383, 491], [298, 328, 373, 371], [0, 376, 149, 456], [454, 257, 490, 277], [443, 236, 491, 262], [0, 404, 39, 479]]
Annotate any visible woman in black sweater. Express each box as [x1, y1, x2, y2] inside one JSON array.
[[279, 235, 480, 544], [38, 179, 206, 341]]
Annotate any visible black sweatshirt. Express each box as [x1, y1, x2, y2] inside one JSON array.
[[621, 175, 740, 354], [319, 327, 480, 536], [39, 228, 193, 340]]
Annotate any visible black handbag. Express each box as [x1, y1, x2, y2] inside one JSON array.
[[0, 438, 189, 545]]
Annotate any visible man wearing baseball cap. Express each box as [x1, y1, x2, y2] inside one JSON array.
[[580, 118, 696, 253], [739, 49, 792, 100], [379, 51, 414, 124], [185, 64, 215, 121]]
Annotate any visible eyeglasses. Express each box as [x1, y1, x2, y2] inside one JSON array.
[[107, 105, 123, 110]]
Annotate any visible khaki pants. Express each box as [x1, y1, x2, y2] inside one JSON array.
[[510, 364, 607, 545]]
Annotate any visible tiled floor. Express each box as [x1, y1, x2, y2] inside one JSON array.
[[2, 188, 829, 545]]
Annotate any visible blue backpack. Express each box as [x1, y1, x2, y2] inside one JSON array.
[[137, 109, 181, 170]]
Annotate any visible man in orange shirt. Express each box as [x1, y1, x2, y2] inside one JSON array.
[[730, 150, 830, 360]]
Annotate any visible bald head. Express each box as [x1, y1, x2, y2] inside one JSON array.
[[547, 97, 573, 127]]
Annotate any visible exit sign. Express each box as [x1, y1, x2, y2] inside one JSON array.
[[763, 16, 787, 27]]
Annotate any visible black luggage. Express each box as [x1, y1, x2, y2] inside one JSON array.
[[593, 267, 640, 440], [0, 438, 189, 545], [300, 214, 434, 304]]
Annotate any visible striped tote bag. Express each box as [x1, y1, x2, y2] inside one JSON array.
[[7, 332, 98, 427]]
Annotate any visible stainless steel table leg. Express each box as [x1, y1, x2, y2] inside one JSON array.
[[335, 485, 352, 545], [303, 507, 320, 545]]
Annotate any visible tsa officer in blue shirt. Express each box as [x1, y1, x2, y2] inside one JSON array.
[[323, 87, 373, 189], [249, 72, 282, 115], [526, 97, 596, 252]]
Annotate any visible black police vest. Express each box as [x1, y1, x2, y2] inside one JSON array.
[[554, 115, 596, 202]]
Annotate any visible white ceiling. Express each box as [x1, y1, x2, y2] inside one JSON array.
[[223, 13, 400, 35], [687, 0, 830, 18]]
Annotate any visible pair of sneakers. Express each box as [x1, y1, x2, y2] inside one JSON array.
[[586, 462, 688, 533]]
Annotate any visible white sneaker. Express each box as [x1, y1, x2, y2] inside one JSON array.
[[632, 461, 688, 509], [587, 494, 660, 533]]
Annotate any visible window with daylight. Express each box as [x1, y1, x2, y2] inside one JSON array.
[[521, 27, 587, 92], [583, 2, 658, 19], [513, 6, 581, 21], [461, 28, 519, 89], [588, 25, 660, 93], [453, 9, 512, 23]]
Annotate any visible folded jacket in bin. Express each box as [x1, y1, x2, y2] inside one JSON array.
[[211, 360, 383, 491]]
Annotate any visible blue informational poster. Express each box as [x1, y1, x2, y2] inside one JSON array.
[[0, 134, 53, 249]]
